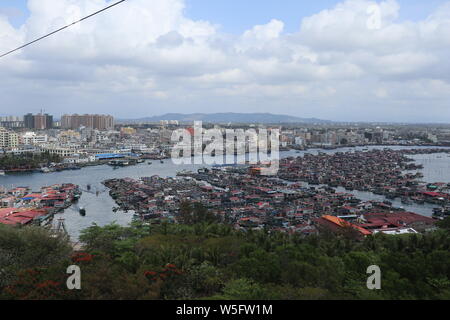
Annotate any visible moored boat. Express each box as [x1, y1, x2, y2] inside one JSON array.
[[401, 197, 413, 205]]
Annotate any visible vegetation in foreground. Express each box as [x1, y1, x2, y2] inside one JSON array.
[[1, 215, 450, 300]]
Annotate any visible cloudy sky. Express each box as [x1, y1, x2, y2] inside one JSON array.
[[0, 0, 449, 122]]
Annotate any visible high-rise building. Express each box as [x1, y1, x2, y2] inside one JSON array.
[[0, 127, 19, 149], [0, 116, 24, 128], [61, 114, 114, 130], [46, 114, 53, 129], [23, 113, 53, 129], [24, 113, 34, 129], [34, 113, 53, 130]]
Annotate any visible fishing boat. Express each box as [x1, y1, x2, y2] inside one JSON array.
[[401, 197, 413, 205], [54, 202, 66, 209], [434, 206, 450, 216], [109, 160, 130, 167], [411, 196, 425, 204]]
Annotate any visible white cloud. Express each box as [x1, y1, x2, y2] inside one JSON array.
[[240, 19, 284, 49], [0, 0, 449, 122]]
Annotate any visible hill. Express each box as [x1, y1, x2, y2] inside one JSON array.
[[120, 113, 331, 124]]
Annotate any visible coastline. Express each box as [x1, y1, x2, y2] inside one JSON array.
[[1, 145, 449, 240]]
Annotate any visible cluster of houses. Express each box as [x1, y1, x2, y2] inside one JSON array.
[[0, 184, 81, 226], [102, 162, 437, 236], [278, 149, 450, 206], [315, 211, 436, 238]]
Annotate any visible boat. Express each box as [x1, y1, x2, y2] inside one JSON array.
[[87, 184, 91, 191], [54, 202, 66, 208], [79, 207, 86, 216], [401, 197, 413, 205], [411, 196, 425, 204], [0, 170, 5, 176], [160, 160, 164, 164], [434, 206, 450, 216], [109, 160, 130, 167], [148, 162, 153, 165], [137, 159, 145, 164]]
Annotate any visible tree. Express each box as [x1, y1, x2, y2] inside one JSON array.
[[436, 217, 450, 231], [214, 279, 271, 300], [178, 201, 219, 225], [2, 217, 450, 300], [0, 225, 72, 289]]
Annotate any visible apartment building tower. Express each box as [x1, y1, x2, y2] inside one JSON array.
[[61, 114, 114, 130], [24, 113, 53, 129], [0, 127, 19, 149]]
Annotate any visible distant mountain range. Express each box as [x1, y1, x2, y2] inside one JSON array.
[[119, 113, 331, 124]]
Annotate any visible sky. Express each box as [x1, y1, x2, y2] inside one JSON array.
[[0, 0, 449, 122]]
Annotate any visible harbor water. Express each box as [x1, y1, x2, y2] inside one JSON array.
[[0, 146, 449, 240]]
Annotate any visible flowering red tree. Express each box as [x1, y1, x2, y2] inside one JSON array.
[[2, 268, 69, 300], [144, 264, 183, 283]]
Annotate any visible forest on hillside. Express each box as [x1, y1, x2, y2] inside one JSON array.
[[1, 215, 449, 300]]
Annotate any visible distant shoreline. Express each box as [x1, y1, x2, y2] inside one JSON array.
[[1, 144, 449, 177]]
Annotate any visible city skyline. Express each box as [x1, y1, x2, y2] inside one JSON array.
[[1, 0, 450, 122]]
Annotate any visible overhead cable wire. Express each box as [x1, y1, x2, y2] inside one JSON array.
[[0, 0, 127, 59]]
